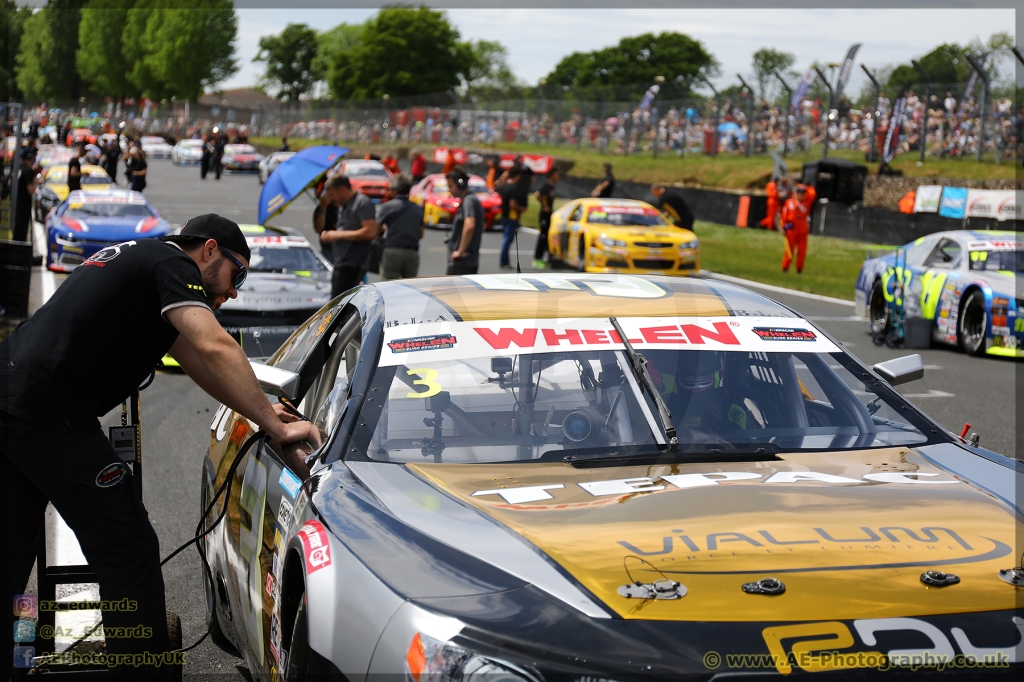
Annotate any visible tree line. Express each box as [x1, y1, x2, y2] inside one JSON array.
[[0, 2, 1016, 109], [3, 0, 237, 104]]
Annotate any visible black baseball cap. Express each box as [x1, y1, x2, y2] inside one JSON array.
[[180, 214, 250, 262]]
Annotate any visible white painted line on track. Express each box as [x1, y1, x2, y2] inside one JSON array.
[[701, 270, 856, 307], [32, 220, 58, 302]]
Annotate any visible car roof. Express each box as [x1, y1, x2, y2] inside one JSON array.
[[372, 273, 796, 322], [66, 189, 148, 204], [569, 198, 658, 209], [238, 224, 307, 245], [923, 230, 1022, 246], [46, 164, 108, 177]]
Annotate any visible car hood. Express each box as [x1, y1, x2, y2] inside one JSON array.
[[406, 446, 1019, 622], [221, 272, 330, 312], [593, 226, 696, 243]]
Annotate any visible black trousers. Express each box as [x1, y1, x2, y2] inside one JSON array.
[[1, 413, 171, 680], [13, 213, 30, 243], [331, 265, 364, 297], [200, 157, 209, 179], [534, 214, 551, 261], [446, 260, 478, 276], [213, 158, 222, 180]]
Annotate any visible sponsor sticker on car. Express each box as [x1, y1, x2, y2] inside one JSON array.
[[752, 327, 818, 341], [387, 334, 457, 353], [297, 521, 332, 573], [379, 317, 838, 366], [279, 468, 302, 499]]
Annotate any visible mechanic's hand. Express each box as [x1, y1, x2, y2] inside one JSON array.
[[274, 420, 322, 449], [273, 401, 304, 423]]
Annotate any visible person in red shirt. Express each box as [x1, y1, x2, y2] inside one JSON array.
[[410, 149, 427, 183], [781, 185, 811, 273], [759, 178, 780, 229], [381, 152, 400, 175]]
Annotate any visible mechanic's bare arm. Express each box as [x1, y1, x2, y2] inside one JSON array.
[[321, 218, 379, 243], [313, 194, 331, 234], [166, 306, 320, 446]]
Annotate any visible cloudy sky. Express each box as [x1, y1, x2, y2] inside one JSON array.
[[223, 7, 1019, 94]]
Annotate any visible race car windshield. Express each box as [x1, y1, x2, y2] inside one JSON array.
[[81, 174, 111, 185], [357, 349, 930, 464], [345, 164, 388, 178], [180, 140, 203, 148], [968, 249, 1024, 273], [226, 145, 257, 154], [65, 202, 153, 218], [248, 246, 328, 273], [587, 207, 668, 227]]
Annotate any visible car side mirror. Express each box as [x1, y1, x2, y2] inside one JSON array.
[[250, 361, 300, 400], [873, 354, 924, 386]]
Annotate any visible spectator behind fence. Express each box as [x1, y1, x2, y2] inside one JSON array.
[[377, 174, 424, 281]]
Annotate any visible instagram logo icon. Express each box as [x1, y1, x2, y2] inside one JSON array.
[[13, 595, 36, 618]]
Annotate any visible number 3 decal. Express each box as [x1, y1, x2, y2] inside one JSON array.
[[406, 368, 442, 398]]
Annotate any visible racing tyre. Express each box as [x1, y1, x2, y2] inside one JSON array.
[[577, 236, 588, 272], [868, 279, 889, 334], [958, 290, 987, 356], [167, 611, 183, 682], [284, 595, 331, 681]]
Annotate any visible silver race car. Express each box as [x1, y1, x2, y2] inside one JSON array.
[[162, 225, 331, 368]]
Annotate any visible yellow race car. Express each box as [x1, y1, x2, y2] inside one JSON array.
[[34, 164, 115, 221], [548, 197, 700, 274]]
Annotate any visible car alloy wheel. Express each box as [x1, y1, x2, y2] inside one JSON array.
[[868, 279, 889, 334], [958, 289, 987, 356]]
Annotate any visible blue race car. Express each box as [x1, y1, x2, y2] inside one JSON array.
[[46, 189, 172, 272], [855, 230, 1023, 357]]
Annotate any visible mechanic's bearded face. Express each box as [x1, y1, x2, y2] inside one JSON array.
[[201, 252, 241, 311]]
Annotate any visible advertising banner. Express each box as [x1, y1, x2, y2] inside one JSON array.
[[498, 154, 554, 173], [833, 44, 862, 103], [938, 187, 967, 219], [913, 185, 942, 213], [965, 189, 1021, 222], [433, 147, 467, 165], [881, 88, 908, 165], [792, 70, 816, 111]]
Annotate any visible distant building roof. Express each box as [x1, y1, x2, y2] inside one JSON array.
[[198, 88, 277, 110]]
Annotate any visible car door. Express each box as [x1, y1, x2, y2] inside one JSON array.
[[206, 294, 356, 663], [920, 237, 964, 342]]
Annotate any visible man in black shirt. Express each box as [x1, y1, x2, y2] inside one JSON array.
[[0, 214, 319, 680], [377, 174, 424, 280], [651, 183, 695, 230], [446, 169, 484, 275], [317, 175, 378, 296], [591, 162, 615, 198], [13, 151, 37, 242], [533, 168, 559, 268], [67, 145, 85, 192]]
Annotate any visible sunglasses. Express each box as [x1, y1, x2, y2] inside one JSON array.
[[218, 247, 247, 289]]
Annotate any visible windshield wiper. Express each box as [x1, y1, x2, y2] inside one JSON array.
[[562, 443, 779, 467], [610, 317, 678, 452]]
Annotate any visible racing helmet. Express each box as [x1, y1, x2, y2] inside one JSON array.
[[672, 351, 724, 393]]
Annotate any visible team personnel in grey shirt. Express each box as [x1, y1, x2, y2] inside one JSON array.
[[446, 169, 485, 276], [377, 174, 424, 280], [316, 175, 379, 296]]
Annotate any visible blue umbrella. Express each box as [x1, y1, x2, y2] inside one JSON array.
[[717, 121, 747, 140], [257, 145, 348, 225]]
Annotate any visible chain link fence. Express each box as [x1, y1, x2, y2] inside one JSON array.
[[12, 84, 1023, 165]]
